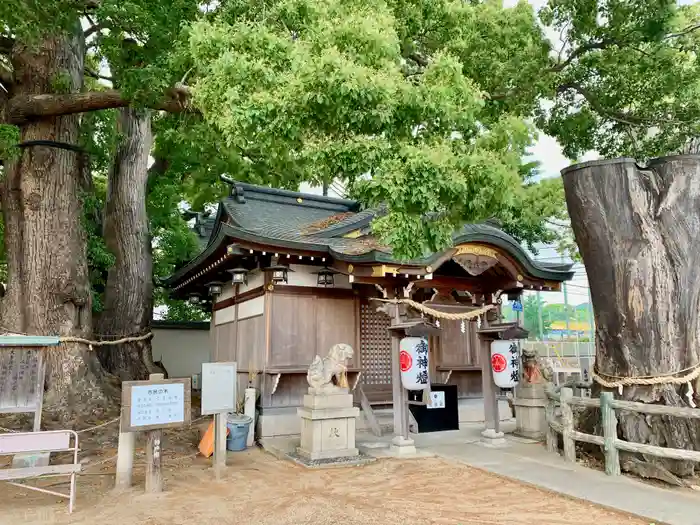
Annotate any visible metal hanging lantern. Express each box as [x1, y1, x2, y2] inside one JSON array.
[[265, 263, 292, 284], [315, 266, 337, 287], [228, 267, 249, 286], [206, 281, 224, 296], [188, 292, 202, 304]]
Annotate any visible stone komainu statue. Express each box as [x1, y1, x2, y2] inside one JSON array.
[[306, 343, 354, 393], [521, 346, 554, 385]]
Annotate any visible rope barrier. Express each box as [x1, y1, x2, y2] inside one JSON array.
[[1, 414, 210, 435], [371, 297, 495, 320], [76, 417, 120, 434]]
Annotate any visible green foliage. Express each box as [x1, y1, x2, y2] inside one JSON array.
[[188, 0, 557, 260], [80, 177, 115, 313], [539, 0, 700, 159], [4, 0, 700, 320], [0, 125, 19, 162]]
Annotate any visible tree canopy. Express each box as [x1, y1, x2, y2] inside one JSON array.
[[1, 0, 698, 314]]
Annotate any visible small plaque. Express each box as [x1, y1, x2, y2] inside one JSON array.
[[428, 391, 445, 409]]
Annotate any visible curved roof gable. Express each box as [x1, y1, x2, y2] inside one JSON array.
[[166, 182, 574, 288]]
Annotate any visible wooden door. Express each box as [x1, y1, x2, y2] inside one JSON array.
[[359, 299, 393, 404]]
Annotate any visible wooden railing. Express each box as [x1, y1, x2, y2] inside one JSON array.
[[546, 386, 700, 475]]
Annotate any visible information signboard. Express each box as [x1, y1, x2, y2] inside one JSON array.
[[121, 378, 191, 432], [201, 362, 237, 415]]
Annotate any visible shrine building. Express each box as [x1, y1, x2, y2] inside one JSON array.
[[166, 181, 574, 438]]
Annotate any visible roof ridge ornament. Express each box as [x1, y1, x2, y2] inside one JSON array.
[[220, 174, 246, 203]]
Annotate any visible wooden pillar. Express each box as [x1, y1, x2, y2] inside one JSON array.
[[389, 293, 416, 455], [213, 412, 228, 479], [145, 428, 163, 492], [479, 313, 504, 444]]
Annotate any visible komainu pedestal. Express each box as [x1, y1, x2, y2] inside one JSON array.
[[297, 343, 360, 461], [512, 347, 551, 440], [297, 390, 360, 460]]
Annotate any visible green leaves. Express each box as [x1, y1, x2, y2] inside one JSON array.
[[187, 0, 554, 260], [541, 0, 700, 159]]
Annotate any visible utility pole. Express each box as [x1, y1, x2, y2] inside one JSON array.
[[587, 287, 595, 342], [536, 290, 544, 340], [562, 254, 571, 338]]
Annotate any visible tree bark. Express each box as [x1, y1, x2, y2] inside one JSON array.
[[9, 85, 192, 125], [562, 155, 700, 481], [0, 28, 116, 421], [96, 107, 157, 381]]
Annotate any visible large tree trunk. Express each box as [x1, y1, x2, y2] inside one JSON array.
[[0, 28, 115, 421], [563, 155, 700, 482], [96, 107, 156, 381]]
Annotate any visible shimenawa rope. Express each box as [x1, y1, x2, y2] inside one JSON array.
[[592, 362, 700, 388], [592, 362, 700, 407], [371, 298, 495, 321], [1, 326, 153, 349]]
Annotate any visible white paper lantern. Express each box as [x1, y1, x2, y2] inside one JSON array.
[[490, 340, 520, 388], [400, 337, 430, 390]]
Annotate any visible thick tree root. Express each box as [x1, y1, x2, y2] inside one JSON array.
[[622, 456, 685, 487]]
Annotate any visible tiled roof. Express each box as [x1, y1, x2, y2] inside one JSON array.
[[167, 181, 574, 286]]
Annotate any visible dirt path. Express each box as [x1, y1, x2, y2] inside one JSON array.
[[3, 449, 646, 525]]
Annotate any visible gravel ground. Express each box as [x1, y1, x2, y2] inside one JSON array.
[[2, 448, 647, 525]]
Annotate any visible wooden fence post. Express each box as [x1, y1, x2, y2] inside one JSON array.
[[545, 392, 557, 453], [600, 391, 621, 476], [560, 387, 576, 462]]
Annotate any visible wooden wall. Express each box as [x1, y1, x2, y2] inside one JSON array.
[[268, 290, 360, 369], [428, 304, 490, 398], [264, 289, 360, 408], [212, 313, 266, 404]]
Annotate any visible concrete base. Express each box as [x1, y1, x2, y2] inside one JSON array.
[[258, 398, 513, 439], [389, 436, 416, 456], [296, 389, 360, 461], [480, 428, 507, 447], [513, 385, 547, 441]]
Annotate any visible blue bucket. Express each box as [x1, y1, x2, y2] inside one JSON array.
[[226, 414, 253, 451]]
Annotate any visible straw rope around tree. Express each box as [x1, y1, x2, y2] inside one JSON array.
[[371, 298, 495, 320], [1, 327, 153, 349], [592, 362, 700, 388]]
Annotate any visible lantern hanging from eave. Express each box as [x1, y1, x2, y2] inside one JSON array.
[[399, 337, 430, 390], [315, 266, 337, 287], [228, 267, 249, 286], [490, 340, 520, 388], [206, 281, 223, 297]]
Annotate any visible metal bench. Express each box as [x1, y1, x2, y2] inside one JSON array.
[[0, 430, 81, 513]]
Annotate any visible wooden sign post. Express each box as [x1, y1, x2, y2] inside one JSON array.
[[0, 335, 58, 432], [119, 373, 191, 493], [201, 362, 237, 479]]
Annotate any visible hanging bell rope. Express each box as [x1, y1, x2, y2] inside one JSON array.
[[371, 298, 495, 320]]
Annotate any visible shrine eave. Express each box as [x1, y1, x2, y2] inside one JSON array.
[[165, 181, 575, 292]]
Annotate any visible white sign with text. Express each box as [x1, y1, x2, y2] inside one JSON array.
[[129, 383, 185, 427], [201, 362, 237, 415]]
